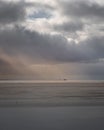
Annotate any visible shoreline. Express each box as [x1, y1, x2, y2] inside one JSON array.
[[0, 82, 104, 107], [0, 80, 104, 84]]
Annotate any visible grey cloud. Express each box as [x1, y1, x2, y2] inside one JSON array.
[[0, 1, 26, 24], [60, 1, 104, 20], [0, 25, 104, 80], [76, 62, 104, 80], [64, 62, 104, 80], [54, 21, 84, 33], [0, 0, 104, 80], [0, 27, 84, 62], [0, 26, 104, 63], [0, 0, 54, 24], [79, 36, 104, 60], [25, 1, 55, 10]]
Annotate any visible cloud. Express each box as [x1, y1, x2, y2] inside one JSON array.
[[54, 21, 84, 33], [0, 0, 104, 79], [60, 1, 104, 20], [0, 26, 104, 63], [0, 1, 26, 24], [0, 26, 83, 62], [0, 24, 103, 80]]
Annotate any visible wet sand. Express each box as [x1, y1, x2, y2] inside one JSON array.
[[0, 81, 104, 106], [0, 106, 104, 130], [0, 81, 104, 130]]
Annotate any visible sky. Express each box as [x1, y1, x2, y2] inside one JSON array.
[[0, 0, 104, 80]]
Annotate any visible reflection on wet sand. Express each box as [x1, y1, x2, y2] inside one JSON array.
[[0, 82, 104, 106]]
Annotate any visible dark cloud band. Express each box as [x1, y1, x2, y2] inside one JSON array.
[[0, 1, 26, 24]]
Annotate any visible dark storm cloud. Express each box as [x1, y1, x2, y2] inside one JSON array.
[[54, 21, 84, 33], [0, 1, 26, 24], [0, 26, 84, 62], [60, 1, 104, 20], [0, 26, 104, 63]]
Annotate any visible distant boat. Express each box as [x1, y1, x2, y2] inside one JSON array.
[[64, 79, 67, 81]]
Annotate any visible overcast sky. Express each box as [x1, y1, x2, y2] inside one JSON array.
[[0, 0, 104, 80]]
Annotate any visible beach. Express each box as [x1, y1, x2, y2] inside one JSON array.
[[0, 81, 104, 130], [0, 81, 104, 106], [0, 106, 104, 130]]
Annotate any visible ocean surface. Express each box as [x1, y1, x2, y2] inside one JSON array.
[[0, 81, 104, 130]]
